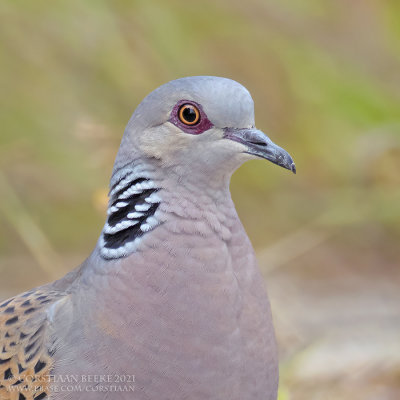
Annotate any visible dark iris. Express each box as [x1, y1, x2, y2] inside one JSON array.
[[182, 106, 197, 122], [178, 103, 200, 125]]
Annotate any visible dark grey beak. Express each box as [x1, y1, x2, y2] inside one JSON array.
[[224, 128, 296, 174]]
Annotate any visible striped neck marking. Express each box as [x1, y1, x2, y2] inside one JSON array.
[[100, 172, 161, 260]]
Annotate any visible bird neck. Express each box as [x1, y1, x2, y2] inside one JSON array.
[[97, 161, 237, 262]]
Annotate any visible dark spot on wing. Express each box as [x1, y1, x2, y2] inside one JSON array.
[[5, 316, 18, 326], [4, 368, 13, 380], [34, 360, 47, 374]]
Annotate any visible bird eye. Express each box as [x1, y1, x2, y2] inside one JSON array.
[[178, 104, 200, 126]]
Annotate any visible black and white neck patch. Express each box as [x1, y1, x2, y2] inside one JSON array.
[[100, 171, 161, 260]]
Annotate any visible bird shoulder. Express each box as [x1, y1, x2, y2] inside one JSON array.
[[0, 288, 68, 400]]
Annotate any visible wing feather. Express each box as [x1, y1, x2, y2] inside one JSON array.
[[0, 289, 66, 400]]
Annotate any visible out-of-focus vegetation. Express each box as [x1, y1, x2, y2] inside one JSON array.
[[1, 1, 399, 399]]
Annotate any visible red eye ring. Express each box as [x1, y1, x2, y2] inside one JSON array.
[[178, 104, 200, 126]]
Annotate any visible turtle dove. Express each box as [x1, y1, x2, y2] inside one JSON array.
[[0, 76, 295, 400]]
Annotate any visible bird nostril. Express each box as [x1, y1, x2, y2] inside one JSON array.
[[249, 140, 267, 147]]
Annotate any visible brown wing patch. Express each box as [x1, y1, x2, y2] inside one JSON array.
[[0, 289, 64, 400]]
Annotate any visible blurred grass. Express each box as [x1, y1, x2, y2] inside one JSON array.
[[0, 1, 400, 399]]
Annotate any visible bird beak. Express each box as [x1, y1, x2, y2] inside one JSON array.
[[224, 128, 296, 174]]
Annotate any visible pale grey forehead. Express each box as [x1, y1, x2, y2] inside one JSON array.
[[129, 76, 255, 130]]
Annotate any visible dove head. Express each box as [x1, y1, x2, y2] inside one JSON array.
[[113, 76, 295, 185]]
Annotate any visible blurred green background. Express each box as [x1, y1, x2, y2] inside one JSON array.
[[1, 0, 399, 399]]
